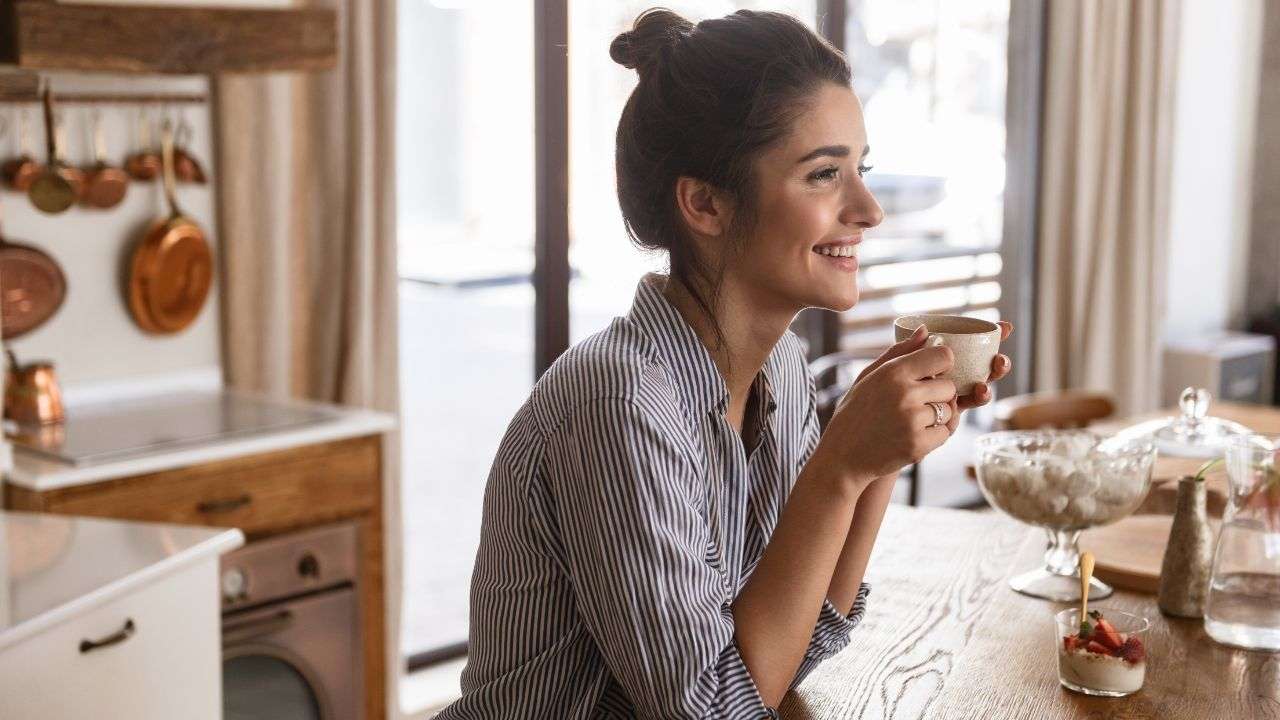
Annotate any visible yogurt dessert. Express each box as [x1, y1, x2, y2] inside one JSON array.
[[1055, 609, 1149, 697]]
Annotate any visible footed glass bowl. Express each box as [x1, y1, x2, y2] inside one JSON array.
[[975, 431, 1156, 601]]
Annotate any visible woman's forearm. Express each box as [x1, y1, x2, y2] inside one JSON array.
[[826, 472, 895, 614], [731, 449, 871, 707]]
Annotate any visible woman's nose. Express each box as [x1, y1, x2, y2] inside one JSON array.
[[840, 176, 885, 229]]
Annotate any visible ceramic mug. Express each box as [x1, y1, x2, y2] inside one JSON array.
[[893, 314, 1001, 396]]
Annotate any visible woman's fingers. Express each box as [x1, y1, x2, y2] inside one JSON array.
[[957, 382, 992, 410], [998, 320, 1013, 341], [988, 354, 1011, 381], [856, 325, 928, 384], [912, 376, 958, 404], [945, 396, 961, 434]]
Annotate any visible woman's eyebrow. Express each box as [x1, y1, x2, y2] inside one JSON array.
[[796, 144, 871, 163]]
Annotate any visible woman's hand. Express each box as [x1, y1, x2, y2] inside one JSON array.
[[852, 321, 1015, 435], [819, 325, 957, 483]]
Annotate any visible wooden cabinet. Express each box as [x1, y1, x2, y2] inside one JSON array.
[[5, 434, 388, 720]]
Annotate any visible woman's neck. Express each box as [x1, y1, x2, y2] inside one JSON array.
[[661, 274, 796, 426]]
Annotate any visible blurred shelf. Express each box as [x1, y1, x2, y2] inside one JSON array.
[[0, 1, 336, 75]]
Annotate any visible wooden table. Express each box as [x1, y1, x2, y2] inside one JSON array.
[[781, 505, 1280, 719]]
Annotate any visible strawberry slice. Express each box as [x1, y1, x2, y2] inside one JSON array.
[[1085, 640, 1112, 655], [1093, 618, 1123, 650], [1117, 636, 1145, 663], [1063, 635, 1079, 652]]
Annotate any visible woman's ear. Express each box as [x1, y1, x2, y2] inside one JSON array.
[[674, 176, 732, 238]]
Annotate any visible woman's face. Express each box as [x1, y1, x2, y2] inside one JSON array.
[[728, 82, 883, 315]]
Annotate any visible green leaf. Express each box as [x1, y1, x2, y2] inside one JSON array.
[[1194, 458, 1223, 481]]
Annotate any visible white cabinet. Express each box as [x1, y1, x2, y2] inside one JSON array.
[[0, 512, 242, 719]]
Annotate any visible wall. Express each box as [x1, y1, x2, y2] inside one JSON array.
[[2, 72, 221, 397], [1245, 0, 1280, 319], [1162, 0, 1264, 342]]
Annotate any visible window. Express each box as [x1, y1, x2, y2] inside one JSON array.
[[836, 0, 1010, 358], [396, 0, 536, 664]]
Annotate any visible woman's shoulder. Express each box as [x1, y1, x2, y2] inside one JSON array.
[[526, 318, 678, 435]]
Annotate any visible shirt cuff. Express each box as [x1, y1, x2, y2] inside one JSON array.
[[806, 582, 871, 660]]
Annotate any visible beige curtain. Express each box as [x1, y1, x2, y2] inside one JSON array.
[[212, 0, 402, 711], [1034, 0, 1180, 415]]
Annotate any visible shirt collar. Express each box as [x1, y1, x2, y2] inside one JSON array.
[[628, 274, 781, 419]]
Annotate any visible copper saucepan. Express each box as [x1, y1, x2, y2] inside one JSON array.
[[125, 120, 212, 334], [81, 110, 129, 209]]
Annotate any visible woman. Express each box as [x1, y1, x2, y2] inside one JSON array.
[[438, 8, 1011, 719]]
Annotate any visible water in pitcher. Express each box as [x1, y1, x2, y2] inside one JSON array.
[[1204, 435, 1280, 652]]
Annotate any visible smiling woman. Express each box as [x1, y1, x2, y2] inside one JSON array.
[[436, 7, 1010, 719]]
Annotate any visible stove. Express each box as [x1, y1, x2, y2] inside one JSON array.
[[5, 391, 338, 466]]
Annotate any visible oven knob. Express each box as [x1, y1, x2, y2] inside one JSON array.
[[298, 553, 320, 579], [221, 567, 248, 602]]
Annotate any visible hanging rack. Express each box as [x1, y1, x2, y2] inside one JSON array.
[[0, 92, 207, 105]]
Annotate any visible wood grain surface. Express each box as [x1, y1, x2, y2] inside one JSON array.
[[782, 505, 1280, 719]]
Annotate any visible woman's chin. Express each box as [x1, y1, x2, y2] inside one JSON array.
[[813, 287, 858, 313]]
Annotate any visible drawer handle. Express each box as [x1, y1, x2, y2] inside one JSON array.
[[222, 610, 294, 646], [197, 494, 251, 514], [80, 618, 135, 654]]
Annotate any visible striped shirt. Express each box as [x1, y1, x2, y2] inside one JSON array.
[[437, 274, 870, 719]]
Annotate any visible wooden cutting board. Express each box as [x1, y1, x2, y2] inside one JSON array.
[[1080, 514, 1221, 594]]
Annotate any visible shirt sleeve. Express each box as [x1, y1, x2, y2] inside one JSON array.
[[539, 396, 774, 720], [790, 583, 871, 690], [790, 367, 873, 690]]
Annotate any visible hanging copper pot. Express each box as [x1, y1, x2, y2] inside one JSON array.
[[2, 110, 43, 192], [173, 118, 207, 184], [27, 87, 83, 214], [124, 110, 160, 181], [81, 110, 129, 209], [125, 120, 212, 334]]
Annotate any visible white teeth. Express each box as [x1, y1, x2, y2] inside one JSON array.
[[814, 245, 857, 258]]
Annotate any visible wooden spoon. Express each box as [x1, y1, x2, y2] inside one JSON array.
[[1080, 550, 1096, 627]]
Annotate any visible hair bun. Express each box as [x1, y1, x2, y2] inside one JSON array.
[[610, 8, 694, 74]]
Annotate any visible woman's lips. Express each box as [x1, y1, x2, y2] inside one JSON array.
[[814, 252, 858, 272]]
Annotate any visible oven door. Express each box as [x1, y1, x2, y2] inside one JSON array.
[[222, 586, 360, 720]]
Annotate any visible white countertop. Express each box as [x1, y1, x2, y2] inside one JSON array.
[[0, 511, 244, 651], [4, 394, 396, 492]]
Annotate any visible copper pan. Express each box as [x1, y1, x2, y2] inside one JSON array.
[[81, 110, 129, 209], [2, 110, 43, 192], [27, 87, 83, 214], [0, 190, 66, 340], [126, 121, 212, 334]]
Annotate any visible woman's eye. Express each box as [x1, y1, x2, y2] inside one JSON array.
[[809, 167, 839, 183], [857, 163, 874, 177]]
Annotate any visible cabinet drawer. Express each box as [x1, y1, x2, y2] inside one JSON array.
[[0, 558, 222, 720], [9, 436, 379, 539]]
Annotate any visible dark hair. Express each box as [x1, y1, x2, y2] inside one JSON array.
[[611, 8, 851, 346]]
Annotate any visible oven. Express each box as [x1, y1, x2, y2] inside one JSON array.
[[219, 521, 362, 720]]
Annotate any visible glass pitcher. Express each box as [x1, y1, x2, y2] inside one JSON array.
[[1204, 434, 1280, 651]]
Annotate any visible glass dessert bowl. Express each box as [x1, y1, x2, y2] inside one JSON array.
[[975, 431, 1157, 600], [1055, 608, 1149, 697]]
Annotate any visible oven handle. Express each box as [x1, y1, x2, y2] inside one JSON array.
[[222, 609, 294, 646]]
